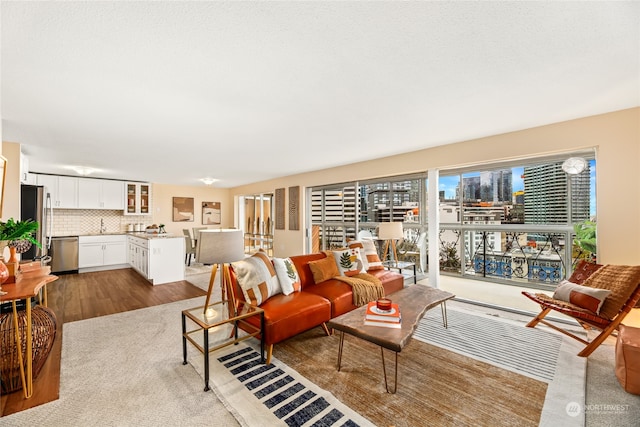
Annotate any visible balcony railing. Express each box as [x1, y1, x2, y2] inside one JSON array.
[[313, 223, 585, 291], [439, 223, 577, 290]]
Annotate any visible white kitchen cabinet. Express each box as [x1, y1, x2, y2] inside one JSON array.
[[78, 178, 125, 210], [128, 235, 184, 285], [79, 235, 127, 270], [36, 174, 78, 208], [23, 173, 38, 185], [128, 235, 149, 278], [101, 180, 125, 209], [124, 182, 152, 215], [19, 153, 36, 184]]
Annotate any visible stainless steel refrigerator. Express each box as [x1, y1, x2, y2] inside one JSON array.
[[20, 184, 52, 262]]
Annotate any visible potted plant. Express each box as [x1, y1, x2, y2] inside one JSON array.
[[573, 220, 596, 263], [0, 218, 41, 260]]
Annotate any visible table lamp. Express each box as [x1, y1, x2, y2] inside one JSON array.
[[196, 229, 244, 317], [378, 222, 404, 264]]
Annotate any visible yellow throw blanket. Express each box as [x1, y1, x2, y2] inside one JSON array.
[[334, 273, 384, 307]]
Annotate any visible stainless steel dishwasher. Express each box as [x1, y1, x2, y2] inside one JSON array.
[[50, 236, 79, 273]]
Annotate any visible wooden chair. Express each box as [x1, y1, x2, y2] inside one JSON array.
[[522, 261, 640, 357]]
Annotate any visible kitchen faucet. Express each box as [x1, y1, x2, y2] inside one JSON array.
[[100, 218, 106, 234]]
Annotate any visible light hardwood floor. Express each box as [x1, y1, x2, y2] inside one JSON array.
[[0, 268, 206, 417]]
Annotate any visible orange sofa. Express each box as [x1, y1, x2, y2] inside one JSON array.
[[228, 252, 405, 364]]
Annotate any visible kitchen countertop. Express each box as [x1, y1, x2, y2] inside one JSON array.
[[58, 232, 182, 240]]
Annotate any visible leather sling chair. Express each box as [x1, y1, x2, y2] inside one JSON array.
[[522, 260, 640, 357]]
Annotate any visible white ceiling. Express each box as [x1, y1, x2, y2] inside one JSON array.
[[2, 2, 639, 188]]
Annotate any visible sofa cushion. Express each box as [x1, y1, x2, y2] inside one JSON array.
[[553, 279, 611, 314], [332, 247, 366, 277], [239, 291, 332, 345], [367, 268, 405, 295], [273, 257, 301, 295], [289, 253, 329, 289], [305, 279, 359, 318], [232, 251, 281, 306], [308, 254, 340, 284]]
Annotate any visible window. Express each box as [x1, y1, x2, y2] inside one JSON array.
[[308, 153, 596, 289]]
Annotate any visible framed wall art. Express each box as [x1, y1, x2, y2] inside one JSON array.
[[202, 201, 221, 225], [275, 188, 285, 230], [288, 186, 300, 230], [172, 197, 194, 222]]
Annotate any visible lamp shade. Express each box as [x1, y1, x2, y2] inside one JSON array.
[[196, 229, 244, 264], [378, 222, 404, 240]]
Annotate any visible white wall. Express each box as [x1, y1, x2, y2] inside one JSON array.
[[150, 183, 232, 237], [230, 108, 640, 264]]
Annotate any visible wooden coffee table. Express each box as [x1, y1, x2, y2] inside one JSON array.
[[327, 285, 455, 393]]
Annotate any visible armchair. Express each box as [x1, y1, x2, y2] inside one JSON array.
[[522, 261, 640, 357]]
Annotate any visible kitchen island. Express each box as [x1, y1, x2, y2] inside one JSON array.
[[77, 233, 185, 285], [127, 234, 185, 285]]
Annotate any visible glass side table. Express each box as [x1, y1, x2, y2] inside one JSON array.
[[182, 300, 264, 391], [382, 260, 417, 284]]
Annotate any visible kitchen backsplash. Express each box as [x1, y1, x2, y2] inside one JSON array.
[[51, 209, 153, 236]]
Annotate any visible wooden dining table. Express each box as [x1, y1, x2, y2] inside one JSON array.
[[0, 265, 58, 398]]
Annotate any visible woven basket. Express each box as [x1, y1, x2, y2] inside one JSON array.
[[0, 305, 57, 393]]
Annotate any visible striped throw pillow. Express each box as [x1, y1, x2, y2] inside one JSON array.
[[232, 252, 282, 306], [349, 238, 383, 271]]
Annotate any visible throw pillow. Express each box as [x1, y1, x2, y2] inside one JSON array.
[[308, 254, 340, 284], [347, 240, 369, 271], [332, 247, 366, 277], [359, 237, 384, 270], [232, 252, 281, 306], [568, 260, 603, 284], [553, 279, 611, 315], [273, 257, 301, 295]]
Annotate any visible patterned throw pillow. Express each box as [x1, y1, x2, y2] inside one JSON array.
[[273, 257, 301, 295], [332, 247, 366, 277], [553, 279, 611, 315], [308, 254, 340, 284], [568, 260, 603, 284], [360, 237, 384, 270], [232, 252, 282, 306], [347, 241, 369, 271]]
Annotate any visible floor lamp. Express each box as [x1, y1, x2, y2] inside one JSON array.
[[195, 229, 245, 318], [378, 222, 404, 265]]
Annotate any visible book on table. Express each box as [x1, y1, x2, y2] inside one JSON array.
[[364, 301, 401, 328], [364, 319, 402, 328]]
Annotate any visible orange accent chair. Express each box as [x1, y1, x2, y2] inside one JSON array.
[[522, 261, 640, 357]]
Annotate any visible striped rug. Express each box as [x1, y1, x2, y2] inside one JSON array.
[[200, 340, 375, 427], [416, 307, 562, 381]]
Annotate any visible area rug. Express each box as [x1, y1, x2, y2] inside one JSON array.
[[417, 305, 586, 426], [1, 297, 370, 427], [1, 297, 241, 426], [272, 305, 587, 427], [197, 341, 375, 426]]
